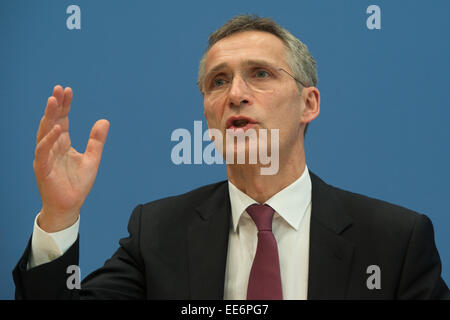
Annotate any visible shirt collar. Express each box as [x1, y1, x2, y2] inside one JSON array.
[[228, 165, 312, 232]]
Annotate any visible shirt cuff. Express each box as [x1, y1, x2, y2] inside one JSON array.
[[28, 212, 80, 270]]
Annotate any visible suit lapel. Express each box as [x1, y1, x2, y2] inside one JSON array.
[[307, 172, 355, 299], [187, 182, 231, 299], [185, 173, 355, 299]]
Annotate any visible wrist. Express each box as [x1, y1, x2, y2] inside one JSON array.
[[38, 209, 80, 233]]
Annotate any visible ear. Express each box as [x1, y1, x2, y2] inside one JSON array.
[[301, 87, 320, 125]]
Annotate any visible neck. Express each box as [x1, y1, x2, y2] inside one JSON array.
[[226, 145, 306, 203]]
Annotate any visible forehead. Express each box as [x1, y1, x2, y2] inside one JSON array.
[[204, 31, 288, 71]]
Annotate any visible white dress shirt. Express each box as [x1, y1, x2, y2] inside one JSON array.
[[28, 214, 80, 269], [224, 166, 312, 299], [29, 167, 312, 299]]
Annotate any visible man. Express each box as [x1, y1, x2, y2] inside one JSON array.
[[13, 15, 449, 299]]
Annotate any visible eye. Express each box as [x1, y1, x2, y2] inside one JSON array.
[[214, 79, 225, 87], [211, 76, 228, 88], [254, 69, 271, 79]]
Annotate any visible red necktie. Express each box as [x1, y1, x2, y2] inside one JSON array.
[[246, 204, 283, 300]]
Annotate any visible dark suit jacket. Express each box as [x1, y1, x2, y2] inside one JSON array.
[[13, 171, 450, 299]]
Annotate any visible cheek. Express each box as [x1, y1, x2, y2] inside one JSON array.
[[276, 87, 302, 115], [204, 97, 225, 128], [258, 89, 302, 130], [257, 89, 293, 119]]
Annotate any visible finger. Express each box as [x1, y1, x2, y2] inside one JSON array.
[[43, 96, 59, 118], [35, 124, 62, 169], [52, 85, 64, 107], [61, 87, 73, 117], [84, 119, 110, 164], [37, 96, 60, 144], [37, 85, 72, 144]]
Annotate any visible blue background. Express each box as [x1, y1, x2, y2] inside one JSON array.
[[1, 0, 449, 299]]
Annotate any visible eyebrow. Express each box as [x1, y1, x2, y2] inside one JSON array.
[[204, 59, 279, 81]]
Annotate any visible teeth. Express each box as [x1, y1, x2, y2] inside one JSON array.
[[233, 119, 249, 127]]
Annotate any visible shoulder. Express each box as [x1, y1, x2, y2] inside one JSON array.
[[142, 180, 227, 210], [333, 184, 420, 222], [311, 171, 422, 225], [310, 171, 426, 240], [313, 174, 448, 299], [323, 178, 427, 242], [137, 180, 228, 224]]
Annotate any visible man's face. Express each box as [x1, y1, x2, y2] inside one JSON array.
[[202, 31, 305, 160]]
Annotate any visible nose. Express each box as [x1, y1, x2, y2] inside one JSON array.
[[227, 74, 252, 108]]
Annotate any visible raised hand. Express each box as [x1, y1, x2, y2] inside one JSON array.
[[33, 85, 110, 232]]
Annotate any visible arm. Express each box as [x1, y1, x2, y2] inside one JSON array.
[[28, 213, 80, 270], [79, 205, 146, 299], [13, 234, 80, 299], [396, 214, 450, 299], [13, 85, 110, 299], [13, 205, 146, 300]]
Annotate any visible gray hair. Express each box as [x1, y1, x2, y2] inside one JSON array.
[[197, 14, 318, 94]]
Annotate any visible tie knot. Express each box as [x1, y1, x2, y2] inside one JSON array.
[[246, 204, 275, 231]]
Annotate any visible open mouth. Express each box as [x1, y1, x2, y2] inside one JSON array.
[[226, 116, 257, 131], [233, 119, 250, 128]]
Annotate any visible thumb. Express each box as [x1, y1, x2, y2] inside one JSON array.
[[84, 119, 110, 164]]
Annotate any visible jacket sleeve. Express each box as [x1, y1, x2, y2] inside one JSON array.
[[396, 214, 450, 299], [13, 234, 80, 299], [13, 205, 146, 300]]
